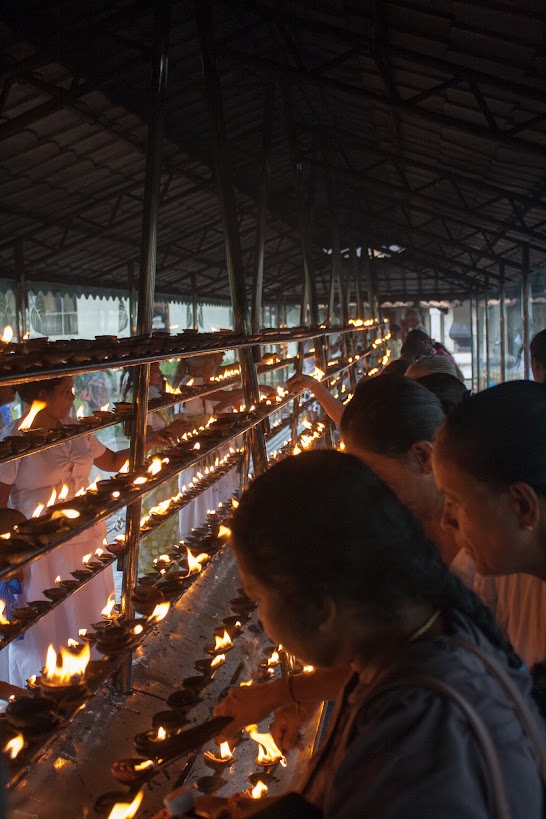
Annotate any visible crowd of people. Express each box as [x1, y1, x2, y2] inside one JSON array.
[[189, 324, 546, 819], [1, 320, 546, 817]]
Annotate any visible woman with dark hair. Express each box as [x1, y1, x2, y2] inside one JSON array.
[[433, 381, 546, 673], [416, 372, 470, 414], [197, 452, 544, 819], [433, 381, 546, 580]]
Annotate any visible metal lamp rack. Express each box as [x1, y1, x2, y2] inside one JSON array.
[[1, 365, 370, 790]]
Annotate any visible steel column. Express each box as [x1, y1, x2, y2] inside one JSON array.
[[484, 277, 490, 388], [522, 244, 531, 380], [476, 291, 482, 392], [127, 260, 138, 336], [499, 263, 506, 383], [196, 1, 268, 474], [470, 295, 476, 392], [119, 0, 171, 694], [352, 246, 364, 319], [191, 273, 199, 331], [14, 240, 28, 341], [283, 89, 333, 445], [251, 85, 274, 335]]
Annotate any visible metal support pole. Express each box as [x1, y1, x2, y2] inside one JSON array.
[[196, 1, 268, 474], [251, 85, 274, 336], [283, 95, 333, 446], [14, 240, 28, 341], [484, 277, 490, 387], [522, 243, 531, 380], [476, 291, 482, 392], [469, 295, 475, 392], [191, 273, 199, 331], [352, 246, 364, 319], [499, 262, 506, 383], [127, 260, 138, 336], [119, 0, 171, 694]]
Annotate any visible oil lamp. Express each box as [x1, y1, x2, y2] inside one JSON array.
[[105, 790, 143, 819], [205, 630, 233, 655], [111, 758, 155, 785], [245, 724, 287, 768], [6, 696, 59, 735], [194, 775, 226, 795], [192, 654, 225, 676], [203, 740, 234, 771], [40, 642, 91, 700]]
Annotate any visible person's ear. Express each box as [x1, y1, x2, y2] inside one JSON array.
[[409, 441, 434, 475], [508, 482, 540, 531]]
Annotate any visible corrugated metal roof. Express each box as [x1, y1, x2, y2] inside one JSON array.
[[0, 0, 545, 304]]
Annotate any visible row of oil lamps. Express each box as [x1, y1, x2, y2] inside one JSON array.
[[0, 504, 235, 780]]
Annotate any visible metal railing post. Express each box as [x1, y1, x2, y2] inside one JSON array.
[[499, 263, 506, 383], [522, 243, 531, 380]]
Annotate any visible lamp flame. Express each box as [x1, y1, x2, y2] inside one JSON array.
[[156, 726, 166, 741], [0, 601, 10, 625], [1, 326, 13, 343], [147, 457, 162, 476], [43, 643, 90, 685], [214, 630, 233, 652], [4, 733, 24, 760], [217, 524, 231, 539], [106, 790, 143, 819], [267, 651, 280, 667], [186, 548, 209, 575], [232, 498, 239, 509], [101, 592, 117, 619], [246, 725, 287, 766], [251, 781, 268, 799], [46, 488, 57, 507], [310, 367, 325, 382], [82, 553, 92, 566], [147, 602, 170, 624], [51, 508, 80, 520], [211, 654, 225, 669], [58, 484, 69, 501], [133, 760, 153, 772], [18, 400, 46, 431]]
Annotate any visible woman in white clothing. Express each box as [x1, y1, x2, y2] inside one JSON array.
[[0, 375, 158, 686]]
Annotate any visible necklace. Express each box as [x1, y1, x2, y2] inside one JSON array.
[[408, 608, 442, 643]]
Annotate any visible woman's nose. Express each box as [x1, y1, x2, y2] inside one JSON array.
[[441, 505, 458, 532]]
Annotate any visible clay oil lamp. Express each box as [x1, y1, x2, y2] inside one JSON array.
[[81, 551, 103, 572], [248, 771, 274, 790], [181, 675, 209, 694], [39, 642, 91, 701], [205, 630, 233, 656], [43, 577, 70, 602], [6, 696, 59, 735], [55, 574, 79, 593], [222, 615, 245, 631], [10, 606, 38, 622], [245, 724, 287, 769], [131, 586, 165, 617], [167, 687, 200, 712], [204, 740, 234, 772], [152, 710, 187, 732], [0, 601, 22, 636], [27, 600, 51, 615], [194, 774, 227, 795], [111, 757, 155, 785], [94, 546, 115, 565], [192, 654, 225, 676], [94, 790, 143, 819], [229, 595, 255, 617], [134, 724, 172, 758], [245, 779, 269, 800], [93, 593, 120, 633]]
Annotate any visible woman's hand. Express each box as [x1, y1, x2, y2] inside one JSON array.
[[194, 795, 276, 818], [213, 679, 286, 739], [286, 373, 317, 393], [271, 701, 317, 754]]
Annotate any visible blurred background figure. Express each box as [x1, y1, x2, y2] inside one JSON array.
[[530, 329, 546, 384]]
